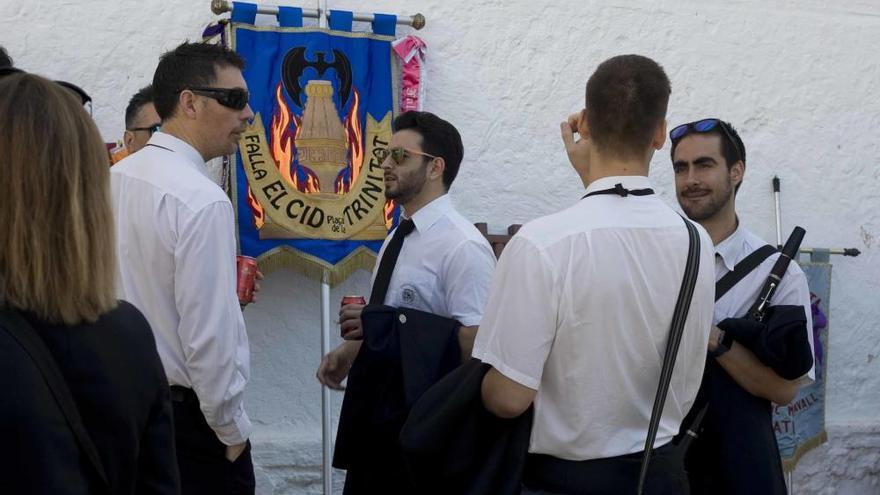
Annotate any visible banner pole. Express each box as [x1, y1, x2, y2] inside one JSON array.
[[211, 0, 426, 29], [320, 269, 332, 495]]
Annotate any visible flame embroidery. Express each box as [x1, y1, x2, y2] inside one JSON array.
[[384, 199, 396, 230]]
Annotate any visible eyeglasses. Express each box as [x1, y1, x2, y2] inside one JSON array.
[[670, 118, 744, 163], [187, 87, 249, 110], [0, 66, 93, 113], [376, 146, 438, 165], [127, 123, 161, 135]]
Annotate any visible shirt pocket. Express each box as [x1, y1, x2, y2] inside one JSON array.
[[386, 266, 439, 315]]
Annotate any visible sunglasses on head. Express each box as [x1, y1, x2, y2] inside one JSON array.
[[127, 123, 161, 135], [376, 146, 438, 165], [670, 118, 744, 163], [187, 86, 249, 110]]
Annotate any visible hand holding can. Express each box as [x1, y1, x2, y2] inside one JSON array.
[[340, 295, 366, 339], [236, 256, 258, 305]]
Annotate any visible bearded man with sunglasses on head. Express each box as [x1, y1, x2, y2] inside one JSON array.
[[111, 42, 257, 495], [670, 118, 815, 494], [317, 111, 496, 494]]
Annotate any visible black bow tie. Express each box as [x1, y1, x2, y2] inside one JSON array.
[[582, 182, 654, 199]]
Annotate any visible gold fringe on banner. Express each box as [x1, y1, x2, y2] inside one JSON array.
[[254, 245, 377, 286], [782, 430, 828, 473]]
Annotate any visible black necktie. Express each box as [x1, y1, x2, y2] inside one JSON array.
[[369, 218, 416, 304]]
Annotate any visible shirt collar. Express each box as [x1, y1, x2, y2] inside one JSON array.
[[583, 175, 653, 196], [403, 194, 452, 233], [147, 132, 212, 180], [714, 219, 745, 272]]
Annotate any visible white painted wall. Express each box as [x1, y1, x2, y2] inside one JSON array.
[[3, 1, 878, 493]]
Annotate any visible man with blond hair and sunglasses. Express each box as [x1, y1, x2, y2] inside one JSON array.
[[670, 118, 814, 494], [111, 41, 257, 495], [317, 110, 496, 493]]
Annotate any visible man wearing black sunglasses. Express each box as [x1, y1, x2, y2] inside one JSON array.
[[671, 119, 814, 494], [318, 111, 496, 494], [111, 41, 256, 495], [122, 85, 161, 155]]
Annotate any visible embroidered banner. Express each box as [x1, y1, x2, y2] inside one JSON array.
[[774, 257, 831, 471], [223, 7, 402, 284]]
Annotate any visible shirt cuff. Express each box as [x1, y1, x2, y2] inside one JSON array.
[[210, 406, 252, 446], [477, 349, 540, 390]]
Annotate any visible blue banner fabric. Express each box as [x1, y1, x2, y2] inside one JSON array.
[[226, 19, 401, 284], [773, 260, 831, 471]]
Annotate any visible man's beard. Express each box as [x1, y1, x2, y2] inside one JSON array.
[[679, 178, 733, 221]]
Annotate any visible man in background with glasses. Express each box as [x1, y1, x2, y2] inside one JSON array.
[[670, 118, 814, 494], [111, 85, 162, 164], [111, 41, 256, 495], [123, 85, 161, 155], [316, 111, 496, 493]]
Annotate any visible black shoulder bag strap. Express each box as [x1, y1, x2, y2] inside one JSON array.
[[637, 216, 701, 495], [671, 243, 779, 458], [0, 310, 111, 492], [714, 244, 777, 302]]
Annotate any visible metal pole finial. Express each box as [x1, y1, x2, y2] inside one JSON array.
[[212, 0, 231, 15], [411, 13, 426, 30]]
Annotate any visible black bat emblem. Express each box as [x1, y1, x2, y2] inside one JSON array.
[[282, 47, 353, 109]]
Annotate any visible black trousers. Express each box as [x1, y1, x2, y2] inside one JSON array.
[[522, 442, 689, 495], [171, 386, 255, 495]]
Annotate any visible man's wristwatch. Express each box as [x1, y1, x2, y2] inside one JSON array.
[[708, 329, 734, 358]]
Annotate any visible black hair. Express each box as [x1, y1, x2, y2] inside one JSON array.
[[0, 46, 12, 68], [392, 111, 464, 190], [124, 85, 155, 129], [152, 42, 245, 120]]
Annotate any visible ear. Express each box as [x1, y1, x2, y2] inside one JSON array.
[[178, 90, 199, 119], [652, 119, 667, 150], [730, 159, 745, 188], [577, 108, 590, 139], [123, 130, 134, 151], [428, 156, 445, 183]]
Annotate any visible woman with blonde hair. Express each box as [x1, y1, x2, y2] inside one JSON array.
[[0, 71, 179, 494]]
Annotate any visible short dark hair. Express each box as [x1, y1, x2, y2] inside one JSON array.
[[125, 85, 155, 129], [585, 54, 671, 160], [0, 46, 12, 68], [392, 111, 464, 190], [152, 42, 245, 120]]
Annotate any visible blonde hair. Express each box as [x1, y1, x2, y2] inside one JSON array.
[[0, 73, 117, 324]]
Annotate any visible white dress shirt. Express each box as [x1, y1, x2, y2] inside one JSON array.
[[472, 175, 716, 461], [713, 222, 816, 382], [371, 194, 496, 326], [111, 132, 251, 445]]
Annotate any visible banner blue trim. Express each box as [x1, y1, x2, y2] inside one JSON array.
[[231, 2, 258, 24], [329, 10, 353, 32], [277, 6, 303, 27], [372, 13, 397, 36]]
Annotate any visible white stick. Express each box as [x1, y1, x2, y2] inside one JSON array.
[[320, 269, 332, 495]]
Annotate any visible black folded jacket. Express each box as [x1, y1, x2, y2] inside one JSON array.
[[332, 304, 461, 492], [400, 359, 532, 495], [717, 304, 813, 380]]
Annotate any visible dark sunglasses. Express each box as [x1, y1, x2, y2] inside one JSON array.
[[0, 66, 93, 112], [188, 86, 249, 110], [127, 123, 161, 135], [670, 118, 744, 163], [376, 146, 438, 165]]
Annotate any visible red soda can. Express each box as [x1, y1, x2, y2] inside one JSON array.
[[340, 295, 366, 338], [236, 255, 258, 304]]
